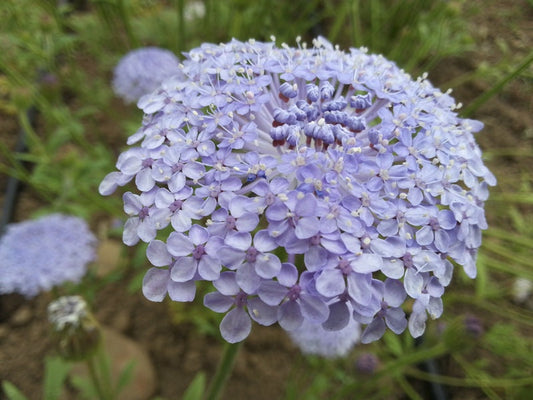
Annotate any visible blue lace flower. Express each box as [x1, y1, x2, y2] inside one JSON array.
[[112, 47, 181, 104], [0, 214, 96, 298], [101, 37, 496, 345]]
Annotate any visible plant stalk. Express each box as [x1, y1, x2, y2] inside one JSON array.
[[204, 341, 243, 400], [86, 354, 109, 400]]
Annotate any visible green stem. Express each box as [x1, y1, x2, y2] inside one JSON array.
[[453, 354, 502, 400], [350, 0, 363, 48], [405, 366, 533, 388], [86, 355, 108, 400], [95, 341, 114, 400], [117, 0, 138, 49], [396, 374, 423, 400], [204, 341, 243, 400], [85, 341, 114, 400], [175, 0, 186, 54]]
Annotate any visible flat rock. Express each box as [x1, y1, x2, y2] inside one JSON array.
[[70, 326, 156, 400], [11, 305, 33, 326]]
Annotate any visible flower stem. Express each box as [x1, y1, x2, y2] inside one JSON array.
[[86, 354, 108, 400], [204, 341, 243, 400], [86, 341, 114, 400]]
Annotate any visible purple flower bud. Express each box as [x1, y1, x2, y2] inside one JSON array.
[[350, 93, 372, 111], [355, 352, 380, 374], [279, 82, 299, 100], [346, 116, 366, 132], [306, 84, 320, 102], [319, 81, 335, 100], [273, 108, 297, 125], [464, 314, 484, 338], [323, 99, 347, 112]]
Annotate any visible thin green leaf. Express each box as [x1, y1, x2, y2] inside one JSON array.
[[479, 254, 533, 281], [43, 356, 71, 400], [484, 228, 533, 248], [475, 252, 489, 299], [482, 242, 533, 270], [383, 331, 404, 357], [70, 375, 99, 400], [396, 374, 423, 400], [461, 49, 533, 117], [113, 361, 136, 397], [1, 381, 29, 400], [489, 193, 533, 205], [182, 372, 206, 400]]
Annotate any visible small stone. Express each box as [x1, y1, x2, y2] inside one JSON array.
[[11, 306, 32, 326], [0, 324, 8, 339], [70, 327, 156, 400], [94, 239, 123, 277], [109, 309, 130, 333]]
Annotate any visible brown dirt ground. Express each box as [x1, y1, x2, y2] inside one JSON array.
[[1, 0, 532, 399]]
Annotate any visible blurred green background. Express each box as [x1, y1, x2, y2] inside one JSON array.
[[0, 1, 532, 399]]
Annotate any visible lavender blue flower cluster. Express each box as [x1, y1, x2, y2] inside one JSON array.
[[100, 37, 496, 344], [112, 47, 182, 104], [0, 214, 96, 298]]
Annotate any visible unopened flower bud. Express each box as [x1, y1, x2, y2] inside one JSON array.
[[464, 314, 484, 338], [355, 352, 380, 375]]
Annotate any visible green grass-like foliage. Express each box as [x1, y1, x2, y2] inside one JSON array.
[[1, 0, 532, 399]]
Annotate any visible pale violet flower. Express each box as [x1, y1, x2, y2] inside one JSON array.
[[112, 47, 181, 104], [0, 214, 96, 298], [100, 37, 495, 345]]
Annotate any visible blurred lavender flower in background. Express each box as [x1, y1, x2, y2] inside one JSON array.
[[112, 47, 181, 104], [0, 214, 96, 298], [463, 314, 484, 338], [286, 315, 361, 358], [101, 37, 495, 345], [355, 352, 380, 375]]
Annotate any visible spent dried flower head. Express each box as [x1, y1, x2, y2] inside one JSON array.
[[48, 295, 101, 360]]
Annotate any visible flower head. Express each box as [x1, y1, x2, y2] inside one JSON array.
[[48, 295, 90, 331], [0, 214, 96, 298], [101, 37, 495, 345], [112, 47, 182, 104]]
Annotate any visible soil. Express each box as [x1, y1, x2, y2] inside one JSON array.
[[1, 0, 532, 399]]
